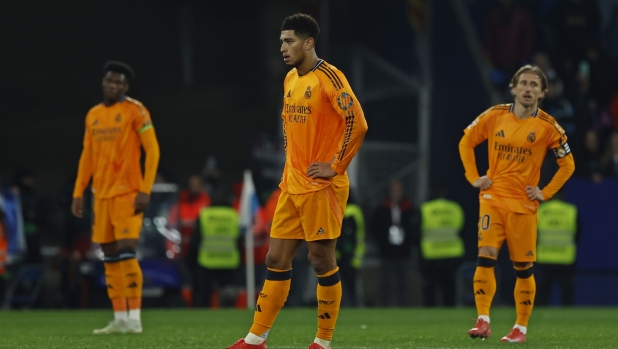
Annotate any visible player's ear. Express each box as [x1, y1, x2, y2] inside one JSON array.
[[305, 37, 315, 50]]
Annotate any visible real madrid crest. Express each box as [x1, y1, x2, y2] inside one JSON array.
[[527, 131, 536, 143], [116, 114, 122, 122], [304, 86, 312, 99]]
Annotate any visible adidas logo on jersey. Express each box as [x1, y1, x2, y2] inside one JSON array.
[[317, 227, 325, 235], [525, 250, 534, 256], [519, 300, 532, 305], [495, 130, 505, 138], [475, 289, 486, 295]]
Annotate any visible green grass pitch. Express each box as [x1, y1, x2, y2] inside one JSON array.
[[1, 307, 616, 348]]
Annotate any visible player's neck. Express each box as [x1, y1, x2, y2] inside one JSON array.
[[103, 97, 123, 107], [296, 53, 320, 77], [512, 102, 538, 120]]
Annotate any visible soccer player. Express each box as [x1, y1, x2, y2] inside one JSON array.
[[227, 13, 368, 349], [72, 61, 160, 334], [459, 65, 575, 343]]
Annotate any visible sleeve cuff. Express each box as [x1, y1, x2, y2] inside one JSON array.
[[139, 183, 153, 195], [331, 162, 345, 175]]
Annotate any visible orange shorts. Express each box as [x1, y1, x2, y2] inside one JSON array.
[[478, 202, 537, 262], [270, 185, 349, 241], [92, 191, 143, 244]]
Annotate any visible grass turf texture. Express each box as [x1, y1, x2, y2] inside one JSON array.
[[1, 307, 616, 348]]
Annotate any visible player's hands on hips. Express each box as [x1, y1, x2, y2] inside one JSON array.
[[134, 191, 151, 214], [525, 186, 545, 201], [71, 197, 84, 218], [307, 162, 337, 179], [472, 176, 493, 190]]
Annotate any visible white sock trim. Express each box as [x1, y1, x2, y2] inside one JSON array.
[[245, 333, 266, 345], [129, 309, 141, 321], [514, 324, 527, 334], [478, 315, 490, 323], [314, 337, 331, 348], [114, 311, 128, 322]]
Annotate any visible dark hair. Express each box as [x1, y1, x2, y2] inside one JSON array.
[[281, 13, 320, 42], [103, 61, 134, 82]]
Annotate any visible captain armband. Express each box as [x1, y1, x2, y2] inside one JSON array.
[[552, 142, 571, 158]]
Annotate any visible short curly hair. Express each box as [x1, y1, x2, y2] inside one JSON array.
[[103, 61, 134, 82], [281, 13, 320, 42]]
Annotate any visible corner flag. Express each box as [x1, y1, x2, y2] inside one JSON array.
[[239, 170, 260, 309]]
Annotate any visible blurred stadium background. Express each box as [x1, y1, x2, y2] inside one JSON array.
[[1, 0, 618, 314]]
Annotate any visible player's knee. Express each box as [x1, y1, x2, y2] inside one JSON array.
[[477, 256, 497, 268], [307, 251, 336, 275], [103, 254, 120, 263], [118, 247, 137, 260], [265, 251, 291, 270], [100, 242, 118, 256], [514, 266, 534, 279]]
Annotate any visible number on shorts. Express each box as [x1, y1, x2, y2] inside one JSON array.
[[480, 214, 490, 231]]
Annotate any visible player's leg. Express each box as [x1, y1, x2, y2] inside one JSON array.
[[304, 185, 348, 349], [227, 190, 303, 349], [112, 192, 145, 334], [469, 203, 505, 339], [307, 239, 340, 349], [92, 197, 128, 334], [116, 238, 142, 333], [501, 211, 537, 343]]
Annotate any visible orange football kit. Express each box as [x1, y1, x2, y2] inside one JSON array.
[[271, 60, 368, 241], [73, 97, 160, 244], [459, 104, 575, 261]]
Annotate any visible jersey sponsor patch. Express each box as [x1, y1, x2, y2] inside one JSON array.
[[552, 142, 571, 158]]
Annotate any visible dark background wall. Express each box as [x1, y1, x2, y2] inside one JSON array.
[[0, 0, 425, 191]]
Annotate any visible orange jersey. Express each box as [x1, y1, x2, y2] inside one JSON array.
[[280, 60, 368, 194], [73, 96, 159, 199], [459, 104, 575, 214]]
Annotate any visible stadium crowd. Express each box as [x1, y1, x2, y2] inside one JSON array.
[[476, 0, 618, 181]]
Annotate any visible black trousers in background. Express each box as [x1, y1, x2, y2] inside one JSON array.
[[195, 267, 238, 307], [421, 259, 460, 307], [536, 263, 576, 306], [379, 259, 412, 307], [338, 259, 357, 307]]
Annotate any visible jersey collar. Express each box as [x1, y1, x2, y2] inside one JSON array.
[[311, 59, 324, 72], [509, 103, 538, 117]]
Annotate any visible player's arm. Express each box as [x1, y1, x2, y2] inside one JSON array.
[[135, 108, 160, 213], [72, 117, 94, 218], [459, 110, 492, 189], [539, 132, 575, 201], [310, 70, 368, 179]]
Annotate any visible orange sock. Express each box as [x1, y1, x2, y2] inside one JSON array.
[[111, 298, 127, 312], [120, 258, 143, 299], [104, 261, 125, 301], [514, 266, 535, 326], [128, 298, 141, 310], [473, 256, 497, 317], [249, 268, 292, 337], [316, 267, 342, 341]]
